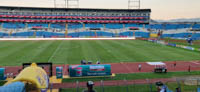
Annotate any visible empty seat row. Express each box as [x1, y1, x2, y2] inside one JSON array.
[[28, 23, 48, 28], [0, 22, 199, 31], [85, 24, 103, 28], [50, 23, 66, 29], [2, 23, 25, 29], [105, 24, 123, 29], [68, 23, 83, 29]]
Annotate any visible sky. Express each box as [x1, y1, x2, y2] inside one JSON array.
[[0, 0, 199, 20]]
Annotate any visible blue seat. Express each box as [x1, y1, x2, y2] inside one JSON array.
[[85, 24, 103, 28], [28, 23, 48, 28], [68, 23, 83, 29], [2, 23, 25, 29], [51, 23, 66, 29], [106, 24, 123, 29]]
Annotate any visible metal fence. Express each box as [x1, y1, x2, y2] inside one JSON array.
[[57, 78, 200, 92], [1, 77, 200, 92]]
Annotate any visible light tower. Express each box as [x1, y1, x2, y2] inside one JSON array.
[[54, 0, 67, 8], [54, 0, 79, 8], [67, 0, 79, 8], [128, 0, 140, 9]]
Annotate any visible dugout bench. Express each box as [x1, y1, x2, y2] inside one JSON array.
[[154, 65, 167, 73]]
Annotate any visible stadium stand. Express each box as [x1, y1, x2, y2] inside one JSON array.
[[28, 23, 48, 28], [68, 23, 83, 29], [0, 6, 199, 39], [50, 23, 66, 29], [0, 6, 151, 38], [105, 24, 123, 29], [85, 23, 103, 28], [2, 22, 25, 29]]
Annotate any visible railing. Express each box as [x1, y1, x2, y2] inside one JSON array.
[[50, 78, 200, 92], [0, 15, 146, 20], [0, 19, 145, 23]]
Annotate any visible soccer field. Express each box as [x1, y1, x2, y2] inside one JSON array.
[[0, 40, 200, 66]]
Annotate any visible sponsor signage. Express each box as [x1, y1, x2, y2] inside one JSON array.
[[167, 43, 176, 47], [69, 64, 111, 77]]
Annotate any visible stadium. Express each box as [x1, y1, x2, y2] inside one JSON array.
[[0, 0, 200, 92]]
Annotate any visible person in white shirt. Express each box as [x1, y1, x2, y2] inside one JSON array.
[[138, 64, 142, 71]]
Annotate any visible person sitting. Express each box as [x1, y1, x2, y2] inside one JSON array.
[[81, 60, 87, 65], [82, 81, 96, 92], [81, 60, 84, 64], [88, 61, 92, 64], [96, 61, 100, 64], [187, 35, 193, 45]]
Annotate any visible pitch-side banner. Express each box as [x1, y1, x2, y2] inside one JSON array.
[[69, 64, 111, 77]]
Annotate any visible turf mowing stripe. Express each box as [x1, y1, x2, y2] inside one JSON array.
[[105, 40, 139, 61], [130, 40, 200, 61], [104, 40, 131, 60], [0, 41, 41, 66], [118, 40, 170, 61], [110, 40, 160, 62], [95, 40, 124, 62], [1, 40, 200, 66], [63, 41, 84, 64], [29, 41, 61, 63], [80, 41, 90, 61], [88, 40, 117, 62], [0, 41, 22, 49], [24, 41, 55, 63], [47, 40, 71, 64], [0, 41, 34, 58], [17, 41, 52, 65], [79, 40, 100, 62], [47, 40, 63, 63]]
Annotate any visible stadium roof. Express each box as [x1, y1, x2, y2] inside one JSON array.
[[0, 6, 151, 12]]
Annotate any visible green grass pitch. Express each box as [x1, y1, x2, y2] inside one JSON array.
[[0, 40, 200, 66]]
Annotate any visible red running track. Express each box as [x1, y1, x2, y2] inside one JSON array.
[[1, 61, 200, 88], [1, 61, 200, 77], [111, 61, 200, 73]]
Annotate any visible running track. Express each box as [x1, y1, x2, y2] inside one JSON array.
[[1, 61, 200, 88], [2, 61, 200, 76]]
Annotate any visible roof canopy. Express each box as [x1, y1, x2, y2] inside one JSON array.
[[0, 6, 151, 12]]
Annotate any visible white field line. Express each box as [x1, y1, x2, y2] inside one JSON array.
[[191, 61, 200, 65], [0, 37, 135, 41], [47, 41, 63, 63]]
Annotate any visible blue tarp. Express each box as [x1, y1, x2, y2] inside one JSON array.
[[197, 87, 200, 92], [0, 82, 25, 92]]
